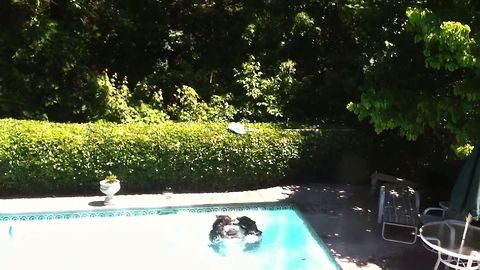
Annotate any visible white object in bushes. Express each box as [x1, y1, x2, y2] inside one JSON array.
[[228, 122, 246, 135]]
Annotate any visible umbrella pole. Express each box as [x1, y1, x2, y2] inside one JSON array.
[[455, 214, 472, 267], [458, 213, 473, 267], [461, 213, 473, 246]]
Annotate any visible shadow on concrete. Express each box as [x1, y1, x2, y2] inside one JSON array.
[[88, 200, 105, 207], [279, 184, 437, 270]]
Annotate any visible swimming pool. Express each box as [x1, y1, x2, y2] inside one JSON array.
[[0, 203, 341, 270]]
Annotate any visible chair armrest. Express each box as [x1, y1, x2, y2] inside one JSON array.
[[378, 185, 385, 224], [419, 207, 447, 224], [423, 207, 446, 217]]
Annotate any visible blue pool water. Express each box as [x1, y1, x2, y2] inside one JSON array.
[[0, 204, 341, 270]]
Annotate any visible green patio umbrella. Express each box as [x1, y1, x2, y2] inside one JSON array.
[[449, 143, 480, 219], [448, 143, 480, 248]]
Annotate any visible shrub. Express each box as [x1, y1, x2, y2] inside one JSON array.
[[0, 120, 373, 196], [0, 120, 305, 195]]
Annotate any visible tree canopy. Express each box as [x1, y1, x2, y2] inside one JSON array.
[[347, 1, 480, 152], [1, 0, 479, 152]]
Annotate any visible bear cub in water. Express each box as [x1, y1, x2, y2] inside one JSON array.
[[209, 215, 262, 243], [236, 216, 262, 236], [209, 215, 234, 242]]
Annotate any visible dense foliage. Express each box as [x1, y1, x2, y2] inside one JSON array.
[[1, 0, 479, 184], [0, 120, 373, 196], [347, 1, 480, 151], [0, 0, 362, 124]]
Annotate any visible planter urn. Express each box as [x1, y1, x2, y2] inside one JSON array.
[[99, 179, 121, 205]]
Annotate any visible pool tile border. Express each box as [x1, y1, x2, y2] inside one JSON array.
[[0, 202, 295, 222]]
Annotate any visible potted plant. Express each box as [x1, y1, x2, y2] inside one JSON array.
[[99, 174, 121, 205], [163, 186, 173, 199]]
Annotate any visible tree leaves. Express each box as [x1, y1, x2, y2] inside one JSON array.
[[407, 7, 476, 71], [349, 4, 480, 150]]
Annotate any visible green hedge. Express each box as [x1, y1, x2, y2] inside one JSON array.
[[0, 120, 372, 196], [0, 120, 302, 195]]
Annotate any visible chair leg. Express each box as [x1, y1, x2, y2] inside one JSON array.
[[443, 255, 451, 270], [434, 254, 441, 270], [382, 222, 417, 244]]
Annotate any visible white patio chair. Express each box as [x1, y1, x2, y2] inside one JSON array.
[[373, 172, 420, 244]]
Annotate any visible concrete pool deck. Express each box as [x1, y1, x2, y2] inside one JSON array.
[[0, 183, 436, 269]]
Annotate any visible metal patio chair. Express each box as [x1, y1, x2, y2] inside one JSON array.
[[373, 172, 420, 244]]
